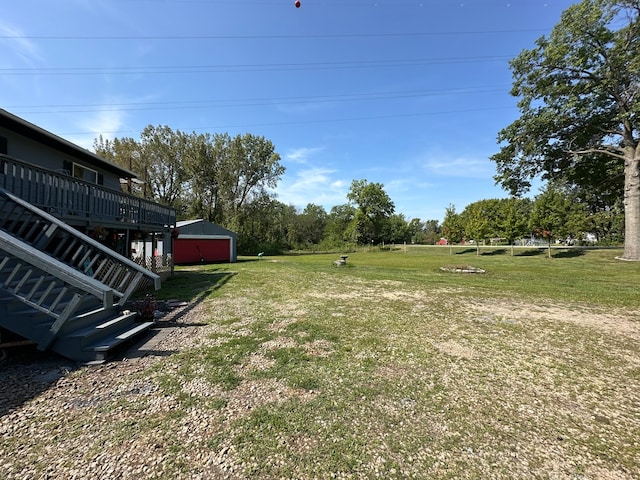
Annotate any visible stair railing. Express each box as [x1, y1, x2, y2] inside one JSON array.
[[0, 188, 160, 305], [0, 229, 119, 347]]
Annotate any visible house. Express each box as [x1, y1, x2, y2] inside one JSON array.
[[0, 109, 177, 362], [173, 219, 237, 264]]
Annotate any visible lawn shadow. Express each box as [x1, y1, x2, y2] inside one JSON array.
[[553, 249, 586, 258], [0, 269, 236, 416], [0, 350, 79, 418], [516, 248, 546, 257], [455, 248, 477, 255], [481, 248, 507, 256], [158, 269, 236, 303]]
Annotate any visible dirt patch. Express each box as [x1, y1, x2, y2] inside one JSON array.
[[302, 339, 335, 357], [235, 352, 276, 374], [469, 298, 640, 339], [434, 340, 477, 359], [440, 265, 486, 273], [222, 379, 316, 420], [260, 337, 298, 351]]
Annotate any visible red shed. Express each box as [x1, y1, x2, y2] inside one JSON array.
[[173, 219, 237, 264]]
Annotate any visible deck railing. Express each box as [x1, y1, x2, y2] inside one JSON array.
[[0, 154, 176, 229]]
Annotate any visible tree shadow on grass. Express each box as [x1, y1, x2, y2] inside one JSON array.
[[553, 249, 586, 258], [455, 248, 477, 255], [516, 248, 546, 257], [481, 248, 507, 256]]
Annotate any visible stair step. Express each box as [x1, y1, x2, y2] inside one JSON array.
[[66, 311, 138, 338], [87, 321, 154, 353], [97, 314, 137, 331]]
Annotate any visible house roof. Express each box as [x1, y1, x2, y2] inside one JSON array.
[[176, 219, 237, 237], [0, 109, 136, 178]]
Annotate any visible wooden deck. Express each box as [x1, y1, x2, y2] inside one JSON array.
[[0, 154, 176, 231]]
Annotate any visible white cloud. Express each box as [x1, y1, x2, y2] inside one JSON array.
[[422, 156, 494, 178], [0, 20, 42, 66], [385, 177, 434, 193], [69, 109, 127, 149], [285, 146, 324, 164], [274, 166, 348, 211]]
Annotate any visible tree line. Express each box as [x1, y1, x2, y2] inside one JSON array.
[[93, 127, 438, 253], [443, 183, 624, 250], [95, 126, 624, 254]]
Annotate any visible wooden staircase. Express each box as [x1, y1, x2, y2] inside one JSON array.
[[0, 188, 160, 362]]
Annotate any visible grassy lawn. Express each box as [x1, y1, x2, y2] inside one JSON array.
[[5, 246, 640, 479], [148, 246, 639, 478]]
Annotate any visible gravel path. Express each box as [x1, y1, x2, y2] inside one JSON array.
[[0, 301, 250, 479]]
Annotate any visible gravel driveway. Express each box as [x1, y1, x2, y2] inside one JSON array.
[[0, 301, 249, 479]]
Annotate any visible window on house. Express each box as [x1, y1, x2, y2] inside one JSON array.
[[0, 136, 7, 155], [72, 163, 98, 183]]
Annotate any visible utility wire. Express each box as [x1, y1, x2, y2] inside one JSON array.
[[7, 86, 509, 114], [0, 28, 550, 41], [58, 105, 515, 138], [0, 55, 513, 73], [0, 56, 515, 76]]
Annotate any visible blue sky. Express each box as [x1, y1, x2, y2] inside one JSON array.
[[1, 0, 575, 223]]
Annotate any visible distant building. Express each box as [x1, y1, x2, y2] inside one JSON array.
[[173, 219, 237, 264]]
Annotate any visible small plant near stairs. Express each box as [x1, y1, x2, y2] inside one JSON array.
[[136, 294, 157, 322]]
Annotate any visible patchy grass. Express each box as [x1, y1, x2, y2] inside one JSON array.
[[2, 247, 639, 479]]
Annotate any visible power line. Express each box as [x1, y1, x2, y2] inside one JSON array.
[[0, 28, 550, 41], [7, 86, 510, 114], [0, 55, 514, 76], [57, 105, 516, 138]]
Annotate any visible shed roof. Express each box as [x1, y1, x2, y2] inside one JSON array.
[[176, 219, 237, 237], [0, 109, 136, 178]]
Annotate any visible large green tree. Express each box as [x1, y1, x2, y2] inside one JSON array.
[[497, 197, 532, 254], [288, 203, 327, 248], [461, 200, 496, 254], [182, 132, 230, 223], [384, 213, 412, 244], [441, 204, 464, 244], [322, 204, 356, 247], [95, 128, 285, 233], [226, 134, 285, 226], [187, 132, 284, 230], [529, 183, 588, 257], [140, 125, 189, 207], [491, 0, 640, 260], [346, 179, 395, 244], [94, 135, 145, 197], [94, 126, 190, 207]]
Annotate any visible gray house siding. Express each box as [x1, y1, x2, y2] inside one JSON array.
[[0, 126, 121, 191]]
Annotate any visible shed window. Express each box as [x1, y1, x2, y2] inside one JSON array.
[[73, 163, 98, 183]]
